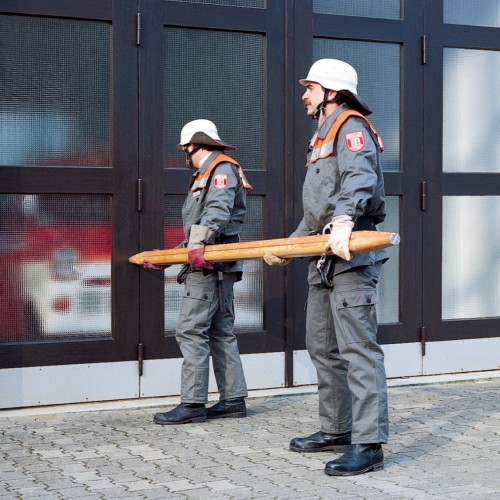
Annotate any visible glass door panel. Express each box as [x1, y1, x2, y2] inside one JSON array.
[[442, 196, 500, 320], [378, 196, 400, 324], [444, 0, 500, 28], [313, 0, 401, 20], [163, 27, 265, 170], [0, 15, 111, 168], [313, 39, 401, 172], [443, 48, 500, 173], [0, 195, 111, 342]]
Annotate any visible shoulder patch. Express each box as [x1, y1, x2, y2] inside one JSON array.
[[213, 173, 228, 189], [345, 130, 366, 152]]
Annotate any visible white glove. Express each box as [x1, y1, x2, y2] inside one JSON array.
[[263, 250, 290, 266], [326, 215, 354, 261]]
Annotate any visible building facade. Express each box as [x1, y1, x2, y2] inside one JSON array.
[[1, 0, 499, 409]]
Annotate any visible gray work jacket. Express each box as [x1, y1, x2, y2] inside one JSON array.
[[182, 151, 248, 274], [292, 104, 388, 273]]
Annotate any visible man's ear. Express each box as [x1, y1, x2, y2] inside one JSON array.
[[327, 89, 337, 100]]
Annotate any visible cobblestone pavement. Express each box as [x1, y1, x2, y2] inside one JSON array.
[[0, 378, 499, 499]]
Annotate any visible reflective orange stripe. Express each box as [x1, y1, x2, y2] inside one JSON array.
[[190, 153, 253, 192], [309, 110, 384, 164]]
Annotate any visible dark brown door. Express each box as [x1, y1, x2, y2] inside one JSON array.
[[421, 2, 500, 372], [136, 0, 289, 395], [0, 0, 141, 372], [286, 1, 425, 358]]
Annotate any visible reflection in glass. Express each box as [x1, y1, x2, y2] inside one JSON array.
[[0, 15, 111, 167], [313, 0, 400, 20], [443, 197, 500, 320], [163, 195, 264, 335], [378, 196, 399, 324], [443, 49, 500, 173], [164, 27, 264, 170], [313, 39, 400, 172], [233, 196, 264, 333], [163, 195, 187, 336], [444, 0, 500, 28], [0, 195, 112, 342]]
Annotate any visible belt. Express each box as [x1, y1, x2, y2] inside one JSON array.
[[353, 216, 376, 231], [310, 216, 377, 236], [214, 234, 240, 244]]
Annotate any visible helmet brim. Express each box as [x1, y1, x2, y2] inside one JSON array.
[[177, 131, 236, 151]]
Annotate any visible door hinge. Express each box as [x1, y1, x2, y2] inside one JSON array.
[[136, 12, 142, 46], [420, 326, 426, 356], [420, 181, 427, 211], [421, 35, 427, 65], [137, 178, 143, 212], [138, 343, 144, 376]]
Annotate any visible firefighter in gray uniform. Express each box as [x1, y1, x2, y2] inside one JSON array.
[[264, 59, 389, 475], [153, 119, 252, 425]]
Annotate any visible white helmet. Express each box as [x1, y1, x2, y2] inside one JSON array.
[[299, 58, 358, 94], [177, 119, 235, 151], [299, 59, 372, 116]]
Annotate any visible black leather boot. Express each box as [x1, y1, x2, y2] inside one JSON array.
[[153, 403, 207, 425], [207, 398, 247, 419], [289, 431, 351, 453], [325, 444, 384, 476]]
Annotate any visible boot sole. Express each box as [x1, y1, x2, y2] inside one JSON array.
[[207, 411, 247, 420], [153, 415, 207, 425], [290, 444, 351, 453], [325, 462, 384, 476]]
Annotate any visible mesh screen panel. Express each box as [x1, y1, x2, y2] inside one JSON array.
[[313, 0, 400, 19], [313, 39, 400, 172], [0, 195, 112, 342], [163, 194, 263, 335], [164, 27, 264, 170], [0, 15, 111, 167]]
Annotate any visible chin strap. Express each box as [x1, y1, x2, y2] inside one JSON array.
[[313, 89, 337, 121]]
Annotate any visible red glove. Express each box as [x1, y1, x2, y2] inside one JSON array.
[[188, 248, 214, 270], [143, 261, 169, 271]]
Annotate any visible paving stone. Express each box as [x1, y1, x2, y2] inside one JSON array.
[[0, 377, 499, 499]]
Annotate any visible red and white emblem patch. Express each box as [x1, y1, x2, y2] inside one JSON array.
[[213, 173, 228, 188], [345, 131, 366, 152]]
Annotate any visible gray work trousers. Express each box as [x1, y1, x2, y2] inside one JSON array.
[[176, 270, 248, 404], [306, 260, 389, 444]]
